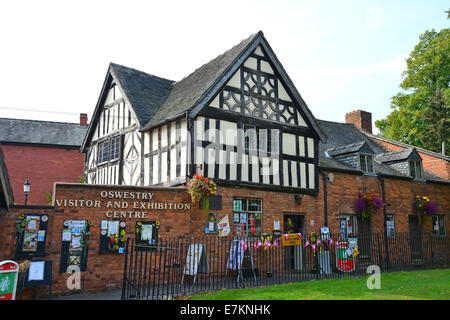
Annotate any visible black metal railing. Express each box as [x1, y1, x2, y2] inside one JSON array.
[[121, 232, 450, 300]]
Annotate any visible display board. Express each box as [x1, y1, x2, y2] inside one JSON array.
[[135, 221, 159, 248], [99, 220, 126, 254], [225, 240, 256, 283], [281, 234, 302, 246], [226, 240, 245, 270], [15, 214, 48, 258], [336, 241, 356, 272], [60, 220, 90, 273], [183, 244, 210, 276], [20, 260, 53, 300]]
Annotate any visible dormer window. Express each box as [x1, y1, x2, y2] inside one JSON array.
[[360, 154, 374, 174], [409, 160, 423, 179]]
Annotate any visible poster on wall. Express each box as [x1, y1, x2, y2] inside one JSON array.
[[22, 216, 40, 252], [60, 219, 89, 273], [141, 224, 153, 242], [15, 214, 48, 258], [218, 215, 230, 237], [99, 220, 126, 254]]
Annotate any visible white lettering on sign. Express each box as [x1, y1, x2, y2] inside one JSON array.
[[54, 190, 191, 219]]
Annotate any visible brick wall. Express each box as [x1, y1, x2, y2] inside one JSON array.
[[0, 174, 448, 298], [345, 110, 372, 133], [211, 173, 449, 237], [0, 144, 85, 206]]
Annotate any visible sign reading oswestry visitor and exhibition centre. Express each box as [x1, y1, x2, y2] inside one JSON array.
[[53, 183, 192, 219]]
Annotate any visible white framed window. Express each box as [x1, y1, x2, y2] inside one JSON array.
[[232, 198, 262, 237], [409, 160, 423, 179], [432, 215, 446, 236], [244, 124, 257, 152], [386, 214, 395, 238], [243, 124, 273, 154], [97, 136, 121, 165], [359, 154, 374, 174]]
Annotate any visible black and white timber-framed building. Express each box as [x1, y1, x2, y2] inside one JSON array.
[[81, 31, 327, 195]]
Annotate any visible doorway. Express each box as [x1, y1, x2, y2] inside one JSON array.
[[356, 217, 372, 260], [408, 215, 424, 263], [283, 214, 305, 271]]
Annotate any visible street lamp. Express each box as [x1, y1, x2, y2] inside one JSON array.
[[24, 179, 31, 206]]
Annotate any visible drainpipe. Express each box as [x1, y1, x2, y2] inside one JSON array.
[[319, 170, 328, 228], [377, 175, 390, 270], [186, 111, 193, 180]]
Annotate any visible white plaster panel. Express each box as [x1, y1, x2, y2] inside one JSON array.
[[282, 133, 296, 156]]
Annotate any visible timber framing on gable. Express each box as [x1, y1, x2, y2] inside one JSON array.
[[188, 31, 327, 143]]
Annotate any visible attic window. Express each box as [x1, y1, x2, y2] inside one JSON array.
[[409, 160, 423, 179], [359, 154, 374, 174]]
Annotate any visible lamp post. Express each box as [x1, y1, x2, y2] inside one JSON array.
[[23, 180, 31, 206]]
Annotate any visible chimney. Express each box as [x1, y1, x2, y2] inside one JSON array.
[[80, 113, 88, 126], [345, 110, 372, 134]]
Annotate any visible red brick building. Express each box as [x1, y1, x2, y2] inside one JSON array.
[[0, 115, 88, 206], [0, 32, 448, 298]]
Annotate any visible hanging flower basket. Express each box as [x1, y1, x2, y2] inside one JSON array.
[[187, 174, 217, 218], [355, 191, 383, 220], [414, 195, 437, 225]]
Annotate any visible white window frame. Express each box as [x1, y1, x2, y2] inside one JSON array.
[[432, 215, 446, 237], [97, 136, 121, 165], [386, 214, 395, 238], [359, 153, 374, 174], [409, 160, 423, 179], [232, 198, 263, 238]]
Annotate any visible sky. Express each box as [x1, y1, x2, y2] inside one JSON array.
[[0, 0, 448, 134]]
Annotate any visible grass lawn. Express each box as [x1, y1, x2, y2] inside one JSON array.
[[188, 269, 450, 300]]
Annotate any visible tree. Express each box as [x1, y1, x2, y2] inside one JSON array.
[[375, 27, 450, 155]]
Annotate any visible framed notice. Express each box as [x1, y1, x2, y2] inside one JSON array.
[[135, 221, 159, 249], [183, 244, 209, 276], [59, 219, 90, 273], [28, 261, 45, 281], [99, 220, 126, 254], [15, 214, 49, 258]]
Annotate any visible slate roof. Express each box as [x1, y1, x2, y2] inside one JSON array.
[[318, 120, 386, 156], [100, 31, 327, 143], [375, 148, 415, 164], [365, 132, 450, 162], [110, 63, 174, 126], [317, 119, 449, 183], [0, 118, 87, 147], [141, 32, 260, 130], [326, 141, 366, 157]]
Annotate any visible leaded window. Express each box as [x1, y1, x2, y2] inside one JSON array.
[[360, 154, 374, 174], [97, 136, 121, 164]]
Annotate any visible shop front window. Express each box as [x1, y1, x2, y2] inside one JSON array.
[[232, 198, 262, 237]]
